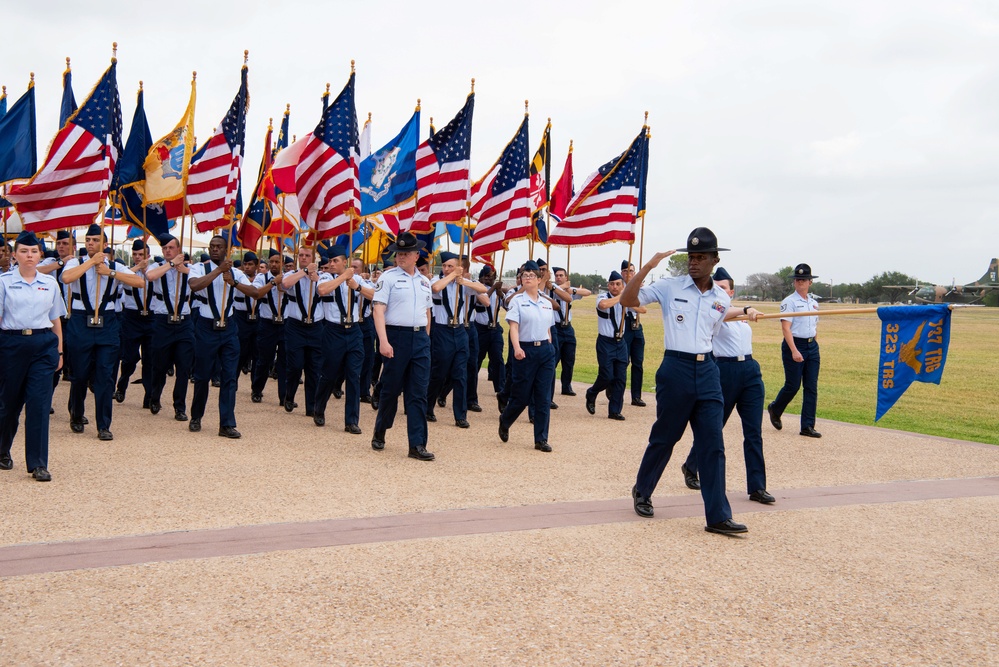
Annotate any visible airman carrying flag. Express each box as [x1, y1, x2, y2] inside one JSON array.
[[876, 304, 952, 420]]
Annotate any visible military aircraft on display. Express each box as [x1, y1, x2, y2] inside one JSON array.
[[887, 258, 999, 304]]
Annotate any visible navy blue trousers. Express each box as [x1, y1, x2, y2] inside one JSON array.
[[0, 330, 59, 471], [66, 312, 119, 431], [251, 318, 286, 402], [771, 338, 820, 429], [586, 335, 627, 415], [151, 315, 194, 413], [500, 342, 556, 443], [684, 358, 767, 494], [191, 317, 240, 427], [232, 310, 258, 377], [636, 355, 732, 526], [284, 319, 323, 413], [117, 309, 153, 402], [474, 322, 505, 395], [316, 324, 364, 426], [554, 323, 577, 393], [374, 327, 431, 449], [464, 324, 480, 404], [426, 325, 468, 421], [359, 318, 375, 399], [623, 322, 645, 399]]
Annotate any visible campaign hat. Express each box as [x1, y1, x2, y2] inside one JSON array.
[[677, 227, 728, 253]]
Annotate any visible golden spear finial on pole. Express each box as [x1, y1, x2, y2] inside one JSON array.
[[569, 139, 573, 152], [351, 59, 355, 73], [471, 78, 475, 93], [524, 99, 529, 116], [65, 57, 71, 72], [244, 49, 249, 65], [29, 72, 34, 88], [112, 42, 117, 63], [416, 98, 421, 112], [644, 110, 649, 126], [138, 80, 143, 91]]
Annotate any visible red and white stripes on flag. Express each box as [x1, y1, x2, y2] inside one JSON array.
[[295, 132, 359, 238], [190, 130, 243, 232], [412, 92, 474, 234], [469, 116, 532, 258]]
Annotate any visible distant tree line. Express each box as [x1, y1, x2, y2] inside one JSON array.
[[741, 268, 921, 303]]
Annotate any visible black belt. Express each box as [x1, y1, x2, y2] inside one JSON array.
[[386, 325, 426, 332], [522, 340, 548, 347], [327, 322, 355, 329], [557, 321, 571, 328], [664, 349, 713, 362], [793, 336, 816, 344], [599, 333, 624, 342], [1, 328, 50, 336], [715, 354, 753, 362]]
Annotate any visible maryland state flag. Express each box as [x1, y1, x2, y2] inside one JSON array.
[[876, 304, 952, 420]]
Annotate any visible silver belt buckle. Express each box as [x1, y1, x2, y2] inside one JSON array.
[[696, 353, 706, 361], [247, 314, 257, 321], [213, 318, 228, 331], [140, 310, 150, 317], [21, 329, 33, 336], [532, 341, 541, 347], [87, 316, 104, 329], [274, 315, 284, 323], [736, 355, 745, 362], [168, 315, 183, 324], [304, 317, 313, 325]]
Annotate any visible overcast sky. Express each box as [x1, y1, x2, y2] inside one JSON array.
[[4, 0, 997, 285]]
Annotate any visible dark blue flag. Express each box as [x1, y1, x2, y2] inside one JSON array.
[[876, 304, 952, 420], [60, 61, 78, 127], [117, 87, 169, 237], [0, 83, 37, 186]]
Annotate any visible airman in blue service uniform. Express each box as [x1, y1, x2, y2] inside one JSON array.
[[768, 263, 822, 438], [0, 231, 66, 481], [231, 251, 267, 378], [351, 257, 377, 405], [250, 249, 288, 405], [38, 230, 76, 393], [281, 245, 325, 416], [551, 267, 590, 396], [585, 270, 629, 420], [145, 234, 195, 421], [620, 261, 648, 407], [681, 267, 773, 504], [622, 227, 762, 536], [314, 246, 375, 433], [497, 261, 556, 452], [187, 235, 268, 438], [60, 223, 146, 441], [370, 232, 435, 461], [470, 265, 507, 403], [114, 239, 154, 407]]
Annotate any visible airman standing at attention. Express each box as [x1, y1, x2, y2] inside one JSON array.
[[370, 233, 435, 461], [768, 263, 822, 438]]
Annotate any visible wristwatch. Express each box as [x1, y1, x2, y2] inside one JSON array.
[[743, 306, 750, 314], [110, 270, 117, 279]]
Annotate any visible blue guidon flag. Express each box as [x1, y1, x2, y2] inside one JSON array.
[[359, 108, 419, 217], [875, 304, 952, 420]]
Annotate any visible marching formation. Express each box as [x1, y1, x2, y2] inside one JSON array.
[[0, 221, 833, 538]]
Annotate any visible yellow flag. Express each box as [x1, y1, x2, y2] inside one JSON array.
[[361, 227, 389, 265], [142, 77, 196, 206]]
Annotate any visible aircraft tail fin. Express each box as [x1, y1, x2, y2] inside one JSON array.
[[980, 258, 998, 285]]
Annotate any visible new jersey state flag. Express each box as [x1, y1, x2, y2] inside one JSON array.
[[875, 304, 952, 421]]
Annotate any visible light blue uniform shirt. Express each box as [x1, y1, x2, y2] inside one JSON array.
[[61, 256, 134, 313], [318, 273, 357, 324], [255, 274, 284, 320], [595, 293, 625, 338], [147, 262, 193, 316], [188, 261, 251, 320], [233, 272, 267, 313], [505, 292, 554, 342], [638, 275, 730, 354], [712, 320, 753, 358], [283, 271, 324, 322], [471, 291, 504, 326], [780, 291, 818, 338], [121, 266, 150, 312], [0, 269, 67, 329], [430, 277, 472, 325], [373, 266, 433, 327]]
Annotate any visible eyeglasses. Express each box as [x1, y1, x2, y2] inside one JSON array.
[[521, 272, 538, 279]]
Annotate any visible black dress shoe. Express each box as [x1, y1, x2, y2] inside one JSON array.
[[305, 410, 314, 418], [284, 400, 295, 413], [50, 407, 55, 414], [218, 426, 242, 439], [608, 413, 626, 421], [455, 419, 470, 429], [550, 401, 559, 410], [211, 379, 221, 388], [113, 391, 125, 403], [98, 429, 114, 441], [149, 401, 161, 415], [767, 402, 782, 430], [437, 397, 447, 408], [632, 485, 654, 518], [251, 393, 263, 403], [681, 463, 700, 490], [534, 441, 552, 453], [561, 389, 576, 397], [749, 489, 776, 504], [70, 420, 84, 434], [131, 378, 143, 385], [31, 467, 52, 482], [497, 396, 508, 412], [705, 519, 748, 535], [408, 446, 435, 461], [467, 402, 482, 412], [631, 398, 647, 407], [313, 414, 326, 427], [371, 396, 379, 410], [0, 455, 13, 471], [360, 396, 371, 404], [189, 419, 201, 432], [81, 416, 89, 425], [142, 398, 150, 409], [166, 367, 174, 377], [175, 411, 188, 422], [371, 430, 386, 450], [498, 421, 509, 443], [426, 412, 437, 422], [333, 389, 343, 399], [585, 398, 595, 415], [800, 426, 822, 438], [344, 424, 362, 435]]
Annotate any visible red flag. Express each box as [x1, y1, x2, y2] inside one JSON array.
[[548, 147, 573, 222]]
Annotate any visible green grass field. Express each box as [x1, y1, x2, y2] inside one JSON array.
[[565, 302, 999, 445]]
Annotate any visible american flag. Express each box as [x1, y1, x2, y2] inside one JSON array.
[[412, 92, 474, 234], [547, 127, 648, 247], [295, 71, 359, 239], [9, 61, 123, 233], [190, 65, 249, 233], [263, 105, 301, 238], [469, 115, 532, 258]]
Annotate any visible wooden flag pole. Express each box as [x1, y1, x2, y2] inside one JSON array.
[[732, 304, 959, 322], [618, 242, 634, 338]]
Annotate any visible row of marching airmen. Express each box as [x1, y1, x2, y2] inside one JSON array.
[[1, 225, 824, 538]]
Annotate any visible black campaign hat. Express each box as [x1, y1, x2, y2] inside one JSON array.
[[386, 232, 426, 254], [677, 227, 728, 253], [793, 263, 817, 280]]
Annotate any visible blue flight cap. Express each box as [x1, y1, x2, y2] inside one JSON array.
[[268, 249, 281, 258], [536, 257, 547, 267], [153, 256, 164, 263], [478, 265, 493, 278], [15, 230, 40, 247], [283, 255, 294, 265], [522, 260, 540, 273], [713, 267, 734, 283], [157, 233, 178, 247], [552, 266, 565, 274], [439, 251, 458, 263], [56, 230, 72, 241], [132, 239, 146, 251], [328, 245, 348, 259], [416, 257, 428, 268], [608, 270, 623, 282], [242, 251, 258, 263], [44, 249, 58, 259], [85, 223, 103, 237], [621, 260, 631, 270]]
